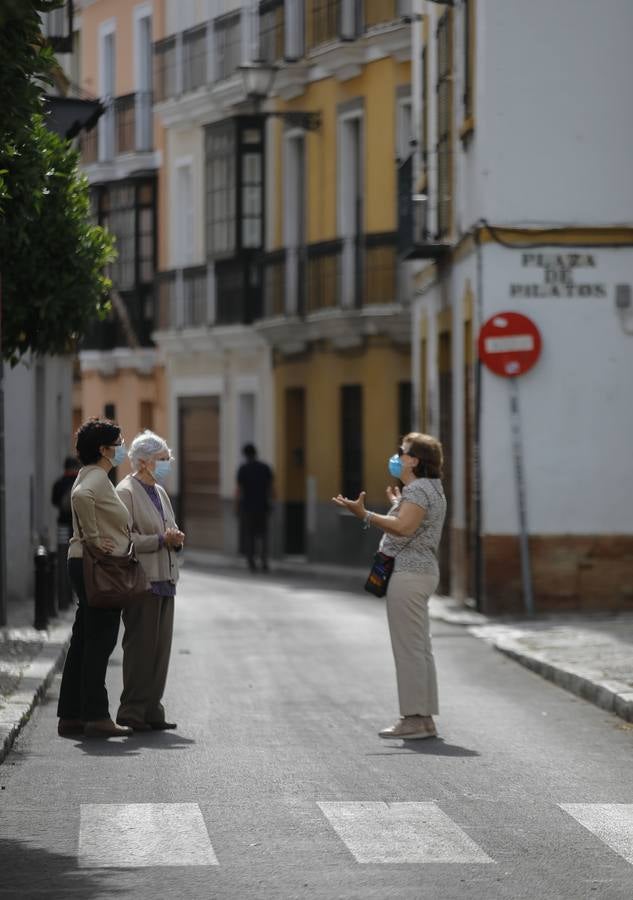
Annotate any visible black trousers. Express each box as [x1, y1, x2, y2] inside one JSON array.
[[241, 510, 269, 566], [57, 558, 121, 721]]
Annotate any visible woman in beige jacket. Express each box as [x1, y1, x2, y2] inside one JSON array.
[[115, 430, 185, 731], [57, 417, 134, 739]]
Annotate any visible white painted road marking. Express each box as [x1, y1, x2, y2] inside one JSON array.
[[317, 801, 494, 864], [560, 804, 633, 865], [78, 803, 218, 868]]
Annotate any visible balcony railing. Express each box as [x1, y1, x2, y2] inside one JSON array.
[[306, 239, 342, 313], [307, 0, 342, 49], [80, 127, 98, 164], [183, 24, 208, 93], [183, 265, 208, 326], [114, 92, 153, 154], [82, 289, 155, 350], [82, 92, 153, 164], [259, 0, 285, 63], [214, 12, 242, 83], [154, 36, 178, 102], [364, 0, 404, 30], [262, 249, 286, 317], [362, 232, 397, 306], [157, 267, 209, 329]]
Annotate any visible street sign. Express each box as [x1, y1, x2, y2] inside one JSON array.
[[478, 311, 541, 378]]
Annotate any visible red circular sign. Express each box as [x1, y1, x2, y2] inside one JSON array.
[[478, 311, 542, 377]]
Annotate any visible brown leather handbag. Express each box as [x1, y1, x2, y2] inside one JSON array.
[[82, 541, 149, 609]]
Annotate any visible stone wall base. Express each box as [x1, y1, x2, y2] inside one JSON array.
[[478, 534, 633, 615]]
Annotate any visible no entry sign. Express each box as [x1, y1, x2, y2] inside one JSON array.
[[478, 311, 542, 377]]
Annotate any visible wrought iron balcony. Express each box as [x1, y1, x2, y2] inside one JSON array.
[[306, 239, 342, 312], [114, 92, 153, 154], [157, 267, 210, 329]]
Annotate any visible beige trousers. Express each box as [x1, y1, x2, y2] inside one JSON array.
[[117, 593, 174, 724], [386, 571, 439, 717]]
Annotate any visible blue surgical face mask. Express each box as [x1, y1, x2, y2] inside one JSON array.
[[388, 454, 402, 479], [154, 460, 171, 482], [111, 443, 127, 467]]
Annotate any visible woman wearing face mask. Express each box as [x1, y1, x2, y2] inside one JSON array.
[[333, 432, 446, 740], [57, 417, 134, 738], [115, 430, 185, 732]]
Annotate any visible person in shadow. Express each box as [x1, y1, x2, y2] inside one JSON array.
[[235, 443, 274, 573]]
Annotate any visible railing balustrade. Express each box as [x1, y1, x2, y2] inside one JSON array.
[[154, 36, 178, 102], [362, 232, 397, 306], [183, 266, 208, 326], [306, 239, 342, 312], [183, 24, 208, 93], [262, 250, 286, 317]]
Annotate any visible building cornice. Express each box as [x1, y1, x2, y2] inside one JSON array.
[[254, 305, 410, 352], [79, 348, 158, 376], [82, 150, 161, 184], [152, 324, 270, 355]]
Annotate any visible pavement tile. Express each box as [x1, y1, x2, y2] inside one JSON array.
[[0, 610, 74, 764], [469, 616, 633, 723]]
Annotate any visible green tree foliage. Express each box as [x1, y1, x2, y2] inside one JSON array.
[[0, 0, 115, 366]]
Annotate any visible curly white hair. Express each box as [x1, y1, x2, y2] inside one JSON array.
[[128, 430, 172, 469]]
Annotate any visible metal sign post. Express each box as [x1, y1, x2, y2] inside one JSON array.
[[508, 377, 534, 616], [478, 311, 542, 617]]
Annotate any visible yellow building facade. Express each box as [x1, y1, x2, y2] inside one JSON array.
[[256, 4, 415, 560]]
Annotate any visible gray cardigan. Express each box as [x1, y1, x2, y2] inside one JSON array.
[[116, 474, 180, 586]]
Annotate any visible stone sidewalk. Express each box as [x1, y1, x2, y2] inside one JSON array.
[[430, 596, 633, 723], [2, 565, 633, 767], [0, 605, 74, 764]]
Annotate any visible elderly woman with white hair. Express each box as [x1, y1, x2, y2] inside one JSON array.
[[115, 430, 185, 731]]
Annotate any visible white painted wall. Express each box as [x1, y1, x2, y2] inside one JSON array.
[[4, 356, 73, 604], [168, 129, 206, 267], [479, 243, 633, 534], [472, 0, 633, 228]]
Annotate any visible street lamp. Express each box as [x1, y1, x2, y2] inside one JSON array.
[[238, 62, 321, 132]]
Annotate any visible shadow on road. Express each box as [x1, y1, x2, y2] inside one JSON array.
[[0, 837, 122, 900], [367, 738, 479, 758], [72, 732, 196, 758]]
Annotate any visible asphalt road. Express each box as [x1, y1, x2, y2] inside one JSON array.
[[1, 566, 633, 900]]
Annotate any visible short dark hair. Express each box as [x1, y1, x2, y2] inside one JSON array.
[[242, 443, 257, 460], [76, 418, 121, 466], [64, 456, 80, 470], [403, 432, 444, 479]]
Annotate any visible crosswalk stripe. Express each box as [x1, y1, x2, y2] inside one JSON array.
[[78, 803, 218, 868], [317, 801, 494, 864], [560, 804, 633, 865]]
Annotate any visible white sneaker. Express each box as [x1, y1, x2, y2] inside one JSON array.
[[379, 716, 437, 740]]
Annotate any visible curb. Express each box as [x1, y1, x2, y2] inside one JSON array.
[[0, 616, 73, 765], [479, 632, 633, 724]]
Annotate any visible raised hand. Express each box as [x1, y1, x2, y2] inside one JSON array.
[[331, 491, 367, 520], [386, 484, 402, 505]]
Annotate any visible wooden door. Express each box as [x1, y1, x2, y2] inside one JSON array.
[[178, 396, 222, 550], [284, 387, 306, 554]]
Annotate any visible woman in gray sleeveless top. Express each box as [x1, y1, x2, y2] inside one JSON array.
[[333, 432, 446, 740]]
